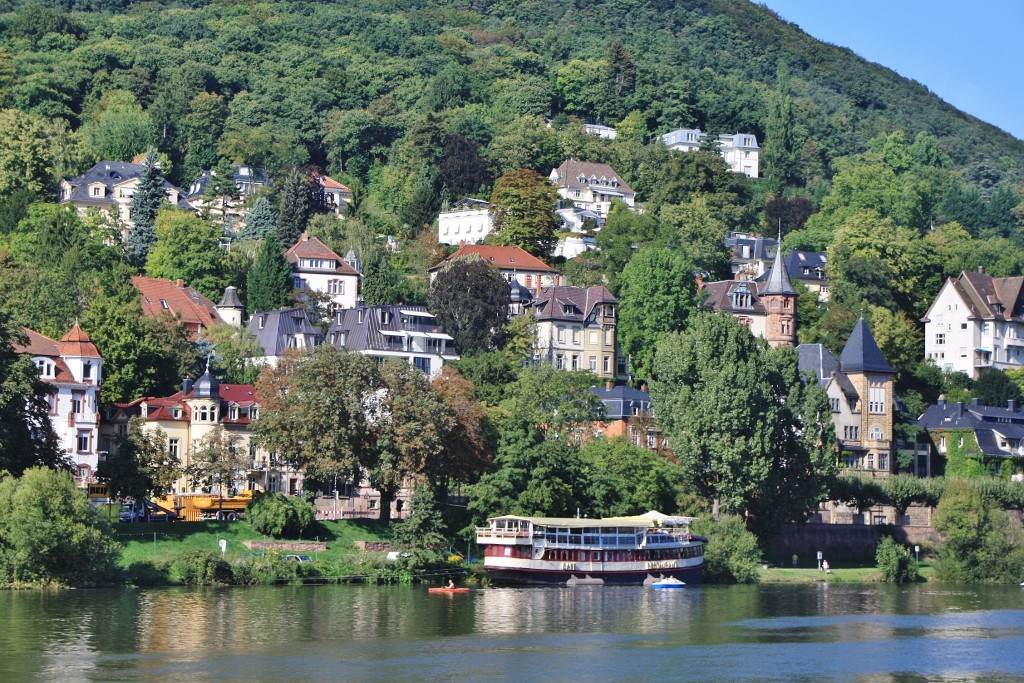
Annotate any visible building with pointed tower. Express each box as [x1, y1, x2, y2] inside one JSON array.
[[216, 286, 245, 328], [15, 323, 104, 487], [799, 317, 897, 478], [701, 235, 797, 347]]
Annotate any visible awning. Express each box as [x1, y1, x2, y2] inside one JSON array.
[[400, 310, 435, 318], [379, 330, 406, 337]]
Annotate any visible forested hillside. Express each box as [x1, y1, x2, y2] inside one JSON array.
[[1, 0, 1024, 410]]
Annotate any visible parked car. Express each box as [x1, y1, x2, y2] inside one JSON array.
[[283, 554, 312, 563]]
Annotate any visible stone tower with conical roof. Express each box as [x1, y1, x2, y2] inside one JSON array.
[[761, 240, 796, 348], [839, 317, 896, 475]]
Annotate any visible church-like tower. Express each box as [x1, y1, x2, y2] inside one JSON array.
[[761, 241, 797, 347]]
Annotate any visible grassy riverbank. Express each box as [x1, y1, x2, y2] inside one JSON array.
[[760, 561, 935, 584]]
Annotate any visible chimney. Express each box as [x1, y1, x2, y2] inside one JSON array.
[[640, 383, 648, 393], [605, 380, 614, 391], [978, 266, 985, 274], [971, 397, 983, 407], [1009, 400, 1017, 412], [937, 395, 947, 408], [301, 232, 309, 241], [183, 378, 193, 395], [176, 279, 185, 287], [956, 401, 965, 417]]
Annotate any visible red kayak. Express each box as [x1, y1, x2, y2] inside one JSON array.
[[428, 587, 470, 593]]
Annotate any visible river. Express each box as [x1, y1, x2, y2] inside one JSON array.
[[3, 583, 1024, 682]]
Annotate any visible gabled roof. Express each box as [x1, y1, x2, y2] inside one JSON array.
[[701, 279, 767, 316], [918, 398, 1024, 456], [114, 383, 260, 425], [61, 161, 192, 210], [247, 307, 324, 357], [132, 276, 222, 331], [429, 244, 557, 274], [527, 286, 617, 323], [948, 269, 1024, 322], [311, 172, 351, 192], [285, 234, 360, 275], [588, 384, 651, 420], [549, 159, 635, 195], [58, 323, 101, 358], [840, 318, 894, 374], [16, 327, 60, 357], [784, 250, 828, 281], [796, 344, 840, 387]]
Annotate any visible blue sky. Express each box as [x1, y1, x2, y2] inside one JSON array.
[[758, 1, 1024, 140]]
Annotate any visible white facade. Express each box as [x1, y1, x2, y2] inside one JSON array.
[[661, 129, 760, 178], [554, 235, 596, 259], [285, 235, 360, 312], [438, 206, 493, 245], [17, 326, 104, 487], [549, 160, 636, 221], [584, 124, 618, 139], [923, 276, 1024, 378]]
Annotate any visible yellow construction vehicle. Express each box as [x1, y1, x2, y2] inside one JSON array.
[[155, 490, 254, 522]]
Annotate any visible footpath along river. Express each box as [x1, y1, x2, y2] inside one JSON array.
[[3, 582, 1024, 682]]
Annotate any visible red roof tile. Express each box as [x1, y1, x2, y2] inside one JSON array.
[[285, 234, 360, 275], [58, 323, 101, 358], [430, 244, 557, 273], [132, 276, 222, 331]]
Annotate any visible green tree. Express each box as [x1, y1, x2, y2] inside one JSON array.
[[246, 492, 316, 538], [145, 210, 227, 300], [875, 536, 919, 584], [428, 255, 510, 354], [650, 313, 836, 539], [180, 92, 228, 183], [127, 157, 167, 268], [974, 369, 1022, 408], [0, 314, 64, 475], [245, 232, 293, 315], [604, 39, 636, 121], [880, 474, 926, 522], [80, 90, 156, 163], [658, 196, 733, 278], [690, 516, 761, 584], [489, 169, 559, 259], [238, 196, 277, 241], [0, 467, 120, 587], [97, 418, 180, 505], [0, 108, 55, 202], [617, 248, 698, 383], [186, 426, 251, 496], [762, 93, 798, 185], [596, 202, 671, 292], [203, 323, 263, 385], [202, 158, 240, 224], [580, 437, 680, 517], [276, 167, 314, 246]]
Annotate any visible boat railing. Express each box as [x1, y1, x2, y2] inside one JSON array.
[[475, 528, 530, 540], [641, 532, 696, 546]]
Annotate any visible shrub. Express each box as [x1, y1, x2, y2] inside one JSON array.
[[246, 492, 316, 538], [0, 467, 122, 587], [875, 536, 918, 584], [691, 516, 760, 584], [167, 549, 232, 585]]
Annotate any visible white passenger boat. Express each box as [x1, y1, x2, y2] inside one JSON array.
[[476, 511, 705, 586]]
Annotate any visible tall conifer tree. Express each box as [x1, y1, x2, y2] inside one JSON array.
[[127, 157, 166, 267], [246, 232, 293, 314]]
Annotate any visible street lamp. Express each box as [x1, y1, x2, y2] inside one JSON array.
[[914, 545, 920, 562]]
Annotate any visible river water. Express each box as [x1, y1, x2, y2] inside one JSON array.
[[4, 583, 1024, 682]]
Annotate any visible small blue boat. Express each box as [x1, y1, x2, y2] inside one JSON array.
[[651, 577, 686, 590]]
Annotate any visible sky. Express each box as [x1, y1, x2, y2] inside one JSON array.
[[757, 1, 1024, 140]]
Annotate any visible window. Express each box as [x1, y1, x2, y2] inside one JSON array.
[[589, 355, 597, 371], [878, 453, 889, 471], [198, 406, 209, 422], [646, 429, 656, 448], [869, 425, 884, 440], [83, 361, 93, 381], [571, 355, 580, 370], [72, 393, 83, 415], [605, 329, 613, 346], [939, 436, 946, 452], [357, 309, 365, 324], [603, 356, 611, 373], [869, 383, 886, 414], [829, 398, 840, 412], [34, 359, 54, 378], [557, 326, 565, 343], [961, 323, 968, 330], [92, 186, 101, 197], [935, 333, 945, 345], [169, 438, 179, 459], [77, 430, 90, 453], [413, 357, 431, 374], [172, 405, 182, 419], [867, 454, 875, 470], [250, 406, 258, 420], [844, 454, 860, 469], [556, 354, 564, 370], [572, 328, 580, 344], [843, 425, 860, 440], [229, 406, 239, 420]]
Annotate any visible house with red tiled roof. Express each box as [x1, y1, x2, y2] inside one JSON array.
[[428, 244, 561, 292], [15, 324, 104, 487], [312, 172, 352, 214], [524, 285, 624, 380], [923, 267, 1024, 378], [285, 233, 361, 311], [549, 159, 636, 219], [99, 368, 295, 495], [131, 276, 223, 336]]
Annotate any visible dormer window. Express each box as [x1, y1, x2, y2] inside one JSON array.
[[34, 358, 55, 378], [172, 405, 182, 419], [83, 361, 93, 380], [379, 310, 391, 325], [731, 286, 752, 309], [229, 406, 239, 420], [357, 309, 365, 324], [160, 299, 169, 310]]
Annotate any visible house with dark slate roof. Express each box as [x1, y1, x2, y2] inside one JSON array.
[[798, 317, 897, 478], [59, 160, 192, 230], [549, 159, 636, 219], [525, 285, 624, 380], [588, 383, 668, 453], [327, 305, 458, 377], [702, 240, 797, 347], [725, 230, 777, 279], [917, 397, 1024, 481], [247, 307, 324, 367], [784, 249, 829, 301], [923, 267, 1024, 379]]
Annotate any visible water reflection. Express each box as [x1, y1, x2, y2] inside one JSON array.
[[3, 583, 1024, 682]]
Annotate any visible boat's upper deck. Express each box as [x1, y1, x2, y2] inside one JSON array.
[[476, 513, 703, 550]]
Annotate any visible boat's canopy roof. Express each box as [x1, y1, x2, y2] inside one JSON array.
[[487, 511, 698, 529]]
